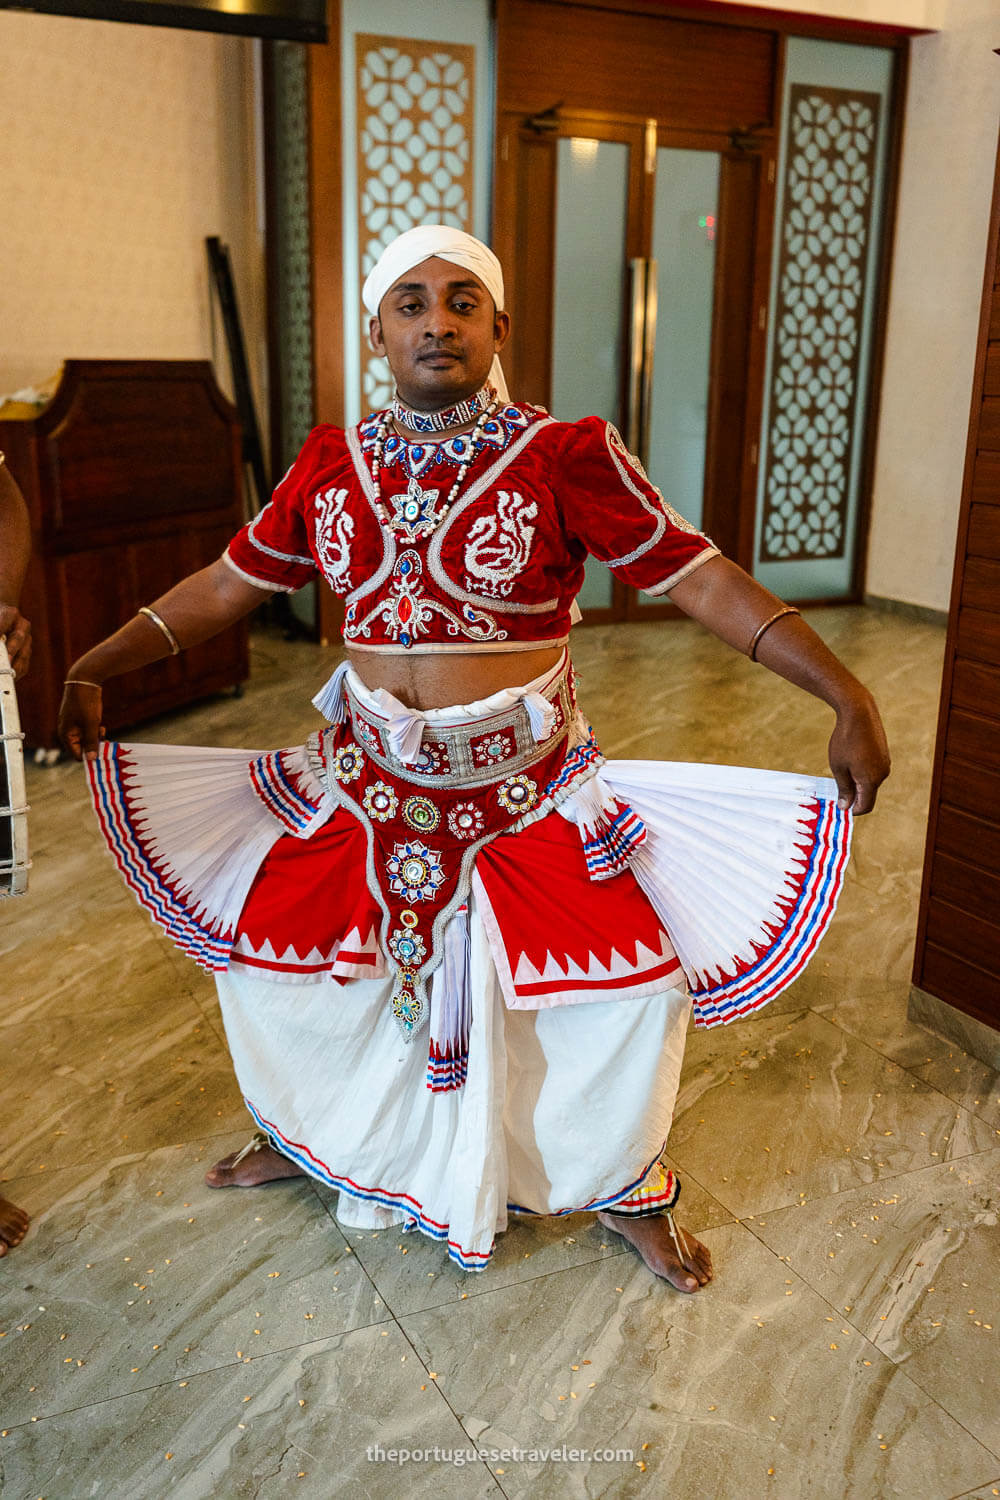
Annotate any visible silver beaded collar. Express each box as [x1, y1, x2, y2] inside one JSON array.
[[391, 382, 494, 434]]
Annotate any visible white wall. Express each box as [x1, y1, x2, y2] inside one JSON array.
[[865, 0, 1000, 610], [0, 10, 267, 430]]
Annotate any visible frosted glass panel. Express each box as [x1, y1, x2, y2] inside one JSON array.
[[646, 150, 719, 533], [552, 136, 630, 610], [638, 148, 720, 606], [753, 38, 895, 600]]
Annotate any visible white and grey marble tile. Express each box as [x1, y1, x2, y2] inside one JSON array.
[[0, 1133, 383, 1425], [397, 1220, 998, 1500], [748, 1148, 1000, 1456], [3, 915, 194, 1027], [315, 1155, 734, 1320], [1, 995, 249, 1177], [809, 975, 1000, 1132], [668, 1007, 996, 1220], [0, 1322, 503, 1500]]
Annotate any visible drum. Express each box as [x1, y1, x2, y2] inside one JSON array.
[[0, 638, 29, 896]]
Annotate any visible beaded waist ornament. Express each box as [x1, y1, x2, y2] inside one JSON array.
[[311, 661, 599, 1037]]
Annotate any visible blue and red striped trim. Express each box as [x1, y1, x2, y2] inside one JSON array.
[[87, 744, 232, 973], [249, 750, 321, 835], [690, 798, 852, 1027], [583, 803, 647, 880], [603, 1161, 680, 1217], [247, 1105, 671, 1269], [506, 1142, 670, 1219], [542, 729, 602, 798], [426, 1043, 469, 1093], [246, 1102, 493, 1270]]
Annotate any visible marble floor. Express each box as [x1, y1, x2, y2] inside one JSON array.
[[3, 609, 1000, 1500]]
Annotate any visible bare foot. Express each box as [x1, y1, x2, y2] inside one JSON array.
[[205, 1134, 307, 1189], [597, 1210, 713, 1292], [0, 1195, 29, 1256]]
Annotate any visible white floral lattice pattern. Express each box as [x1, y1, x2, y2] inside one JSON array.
[[760, 86, 881, 563], [356, 35, 475, 415]]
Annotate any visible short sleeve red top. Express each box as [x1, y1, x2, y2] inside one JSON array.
[[223, 403, 719, 652]]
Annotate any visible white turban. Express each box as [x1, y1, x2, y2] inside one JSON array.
[[362, 224, 509, 402]]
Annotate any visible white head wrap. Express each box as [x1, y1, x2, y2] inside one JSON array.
[[362, 224, 509, 402]]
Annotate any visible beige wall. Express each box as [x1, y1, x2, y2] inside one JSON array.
[[866, 0, 1000, 610], [0, 10, 266, 433]]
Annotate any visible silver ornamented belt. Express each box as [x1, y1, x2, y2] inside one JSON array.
[[340, 667, 580, 791]]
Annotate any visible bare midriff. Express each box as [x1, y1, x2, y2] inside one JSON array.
[[346, 645, 564, 711]]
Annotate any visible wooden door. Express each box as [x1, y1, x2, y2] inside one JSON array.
[[912, 126, 1000, 1030]]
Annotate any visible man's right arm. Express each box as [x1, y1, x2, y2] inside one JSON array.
[[59, 559, 272, 761]]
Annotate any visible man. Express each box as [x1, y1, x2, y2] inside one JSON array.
[[60, 226, 889, 1291], [0, 456, 32, 679], [1, 452, 32, 1254]]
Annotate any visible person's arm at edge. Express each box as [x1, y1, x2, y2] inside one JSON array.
[[668, 554, 890, 814], [58, 559, 274, 762], [0, 462, 33, 677]]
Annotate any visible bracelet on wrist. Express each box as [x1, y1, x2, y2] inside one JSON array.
[[64, 678, 103, 690]]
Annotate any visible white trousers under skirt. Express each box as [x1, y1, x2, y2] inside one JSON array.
[[216, 892, 691, 1270]]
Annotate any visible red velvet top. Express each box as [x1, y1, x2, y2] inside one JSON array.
[[223, 403, 719, 652]]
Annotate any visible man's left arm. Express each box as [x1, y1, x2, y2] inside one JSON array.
[[669, 554, 890, 814], [0, 461, 32, 677]]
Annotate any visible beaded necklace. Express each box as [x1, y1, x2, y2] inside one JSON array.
[[369, 395, 498, 544], [391, 382, 493, 434]]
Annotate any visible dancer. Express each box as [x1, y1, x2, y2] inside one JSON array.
[[60, 227, 889, 1290], [0, 454, 32, 678], [1, 451, 32, 1254]]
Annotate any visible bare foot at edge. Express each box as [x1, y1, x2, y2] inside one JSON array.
[[0, 1195, 29, 1256], [597, 1210, 713, 1293], [205, 1138, 307, 1189]]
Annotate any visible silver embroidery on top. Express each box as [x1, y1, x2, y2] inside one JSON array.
[[426, 419, 560, 615], [462, 491, 538, 598], [601, 423, 701, 570], [247, 498, 315, 567], [343, 424, 396, 607], [344, 549, 507, 647], [313, 487, 355, 592]]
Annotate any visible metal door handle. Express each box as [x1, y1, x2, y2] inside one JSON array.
[[627, 258, 647, 456], [640, 258, 658, 469]]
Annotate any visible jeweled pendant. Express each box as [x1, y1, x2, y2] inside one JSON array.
[[389, 475, 446, 541]]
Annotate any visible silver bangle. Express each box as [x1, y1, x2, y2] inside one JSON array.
[[138, 605, 181, 656]]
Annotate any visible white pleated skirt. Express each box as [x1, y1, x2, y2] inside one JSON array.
[[217, 895, 692, 1271]]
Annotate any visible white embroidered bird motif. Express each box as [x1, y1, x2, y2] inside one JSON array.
[[314, 487, 355, 592], [463, 491, 538, 598]]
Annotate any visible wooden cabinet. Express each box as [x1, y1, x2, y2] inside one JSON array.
[[912, 133, 1000, 1033], [1, 360, 249, 750]]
